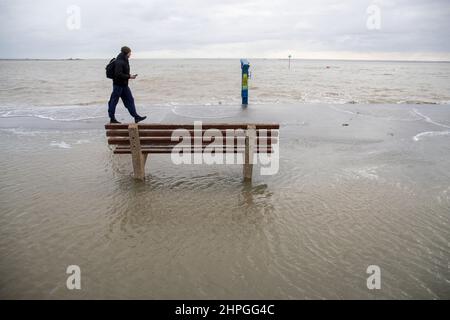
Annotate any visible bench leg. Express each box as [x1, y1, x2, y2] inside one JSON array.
[[243, 125, 256, 181], [128, 124, 145, 181]]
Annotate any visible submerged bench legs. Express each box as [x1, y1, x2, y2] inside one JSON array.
[[126, 123, 258, 182], [243, 124, 256, 182], [128, 124, 147, 181]]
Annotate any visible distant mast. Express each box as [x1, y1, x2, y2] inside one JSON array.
[[288, 54, 292, 69]]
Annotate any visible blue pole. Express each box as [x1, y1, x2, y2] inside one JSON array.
[[240, 59, 250, 105]]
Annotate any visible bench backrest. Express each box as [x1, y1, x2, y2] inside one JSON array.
[[105, 123, 279, 154]]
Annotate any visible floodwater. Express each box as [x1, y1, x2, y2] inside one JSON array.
[[0, 103, 449, 299]]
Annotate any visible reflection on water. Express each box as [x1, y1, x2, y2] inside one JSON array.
[[106, 172, 275, 242]]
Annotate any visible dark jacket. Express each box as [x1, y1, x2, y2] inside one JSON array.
[[113, 52, 131, 86]]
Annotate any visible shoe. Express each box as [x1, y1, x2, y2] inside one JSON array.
[[134, 115, 147, 123], [110, 118, 121, 124]]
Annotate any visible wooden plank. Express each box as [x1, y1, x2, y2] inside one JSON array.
[[105, 123, 280, 130], [243, 125, 256, 181], [106, 129, 279, 138], [108, 136, 277, 146], [115, 145, 273, 150], [113, 146, 273, 154], [128, 124, 145, 181]]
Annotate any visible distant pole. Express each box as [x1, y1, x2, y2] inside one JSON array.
[[288, 54, 292, 69]]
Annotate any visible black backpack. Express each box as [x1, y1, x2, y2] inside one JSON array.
[[105, 58, 116, 79]]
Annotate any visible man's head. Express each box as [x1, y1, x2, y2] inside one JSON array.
[[121, 46, 131, 58]]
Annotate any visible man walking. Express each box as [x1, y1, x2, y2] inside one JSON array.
[[108, 46, 146, 124]]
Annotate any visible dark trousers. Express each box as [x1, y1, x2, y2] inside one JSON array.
[[108, 85, 138, 119]]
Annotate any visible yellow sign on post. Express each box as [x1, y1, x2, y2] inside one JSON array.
[[242, 73, 248, 90]]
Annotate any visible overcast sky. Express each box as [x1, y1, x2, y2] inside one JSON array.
[[0, 0, 449, 60]]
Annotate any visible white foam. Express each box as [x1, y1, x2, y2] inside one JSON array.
[[413, 131, 450, 141], [50, 141, 72, 149], [75, 139, 90, 144], [355, 167, 379, 180], [329, 105, 356, 115], [329, 105, 423, 122], [412, 109, 450, 129], [0, 104, 106, 122], [0, 128, 44, 136], [342, 166, 380, 181]]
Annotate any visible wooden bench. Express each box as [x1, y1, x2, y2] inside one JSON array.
[[105, 123, 279, 181]]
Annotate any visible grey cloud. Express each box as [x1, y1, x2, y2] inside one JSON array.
[[0, 0, 449, 59]]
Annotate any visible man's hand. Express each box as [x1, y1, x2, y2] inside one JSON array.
[[130, 74, 138, 79]]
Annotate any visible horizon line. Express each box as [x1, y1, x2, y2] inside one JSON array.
[[1, 57, 450, 63]]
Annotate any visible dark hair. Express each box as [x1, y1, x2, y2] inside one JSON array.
[[121, 46, 131, 54]]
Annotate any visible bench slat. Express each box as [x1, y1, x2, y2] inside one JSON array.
[[106, 129, 279, 138], [108, 136, 278, 146], [113, 146, 273, 154], [105, 123, 280, 130]]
